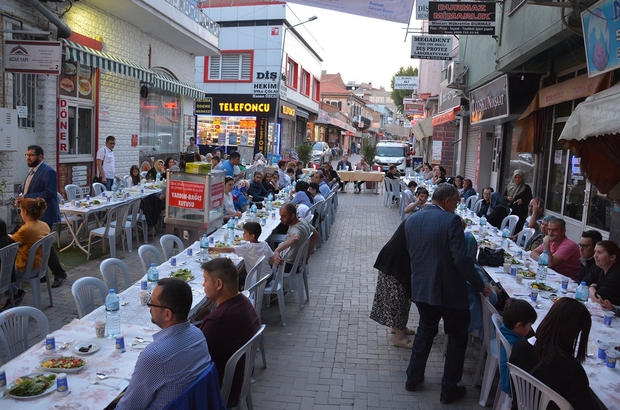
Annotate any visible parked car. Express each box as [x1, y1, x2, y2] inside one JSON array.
[[311, 141, 332, 164]]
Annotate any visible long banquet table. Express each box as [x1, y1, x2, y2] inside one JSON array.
[[466, 214, 620, 410], [0, 205, 284, 408]]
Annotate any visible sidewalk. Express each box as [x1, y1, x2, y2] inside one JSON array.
[[17, 184, 486, 409]]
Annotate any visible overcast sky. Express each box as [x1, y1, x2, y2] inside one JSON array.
[[288, 3, 421, 91]]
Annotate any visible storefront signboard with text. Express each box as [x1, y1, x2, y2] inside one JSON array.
[[210, 181, 225, 210], [4, 40, 61, 74], [428, 2, 496, 35], [58, 98, 69, 154], [470, 75, 509, 124], [411, 36, 453, 60], [581, 0, 620, 78], [196, 95, 276, 116], [168, 180, 205, 210]]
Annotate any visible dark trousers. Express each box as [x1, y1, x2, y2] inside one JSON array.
[[104, 178, 114, 191], [406, 302, 470, 394], [46, 222, 66, 278]]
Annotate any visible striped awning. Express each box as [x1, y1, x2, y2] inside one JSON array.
[[62, 39, 152, 82], [153, 74, 206, 99]]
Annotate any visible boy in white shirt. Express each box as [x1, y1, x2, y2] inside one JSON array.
[[209, 222, 273, 289]]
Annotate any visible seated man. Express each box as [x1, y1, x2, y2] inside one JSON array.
[[336, 155, 352, 192], [116, 278, 211, 410], [577, 230, 602, 283], [277, 160, 291, 189], [354, 157, 370, 193], [530, 218, 580, 281], [200, 258, 260, 407], [524, 215, 554, 252], [247, 171, 269, 203], [270, 202, 319, 271], [311, 171, 331, 198], [476, 187, 493, 217]]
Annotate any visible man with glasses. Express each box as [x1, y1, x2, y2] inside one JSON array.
[[524, 215, 554, 252], [117, 278, 212, 410], [404, 184, 491, 404], [96, 135, 118, 190], [531, 218, 580, 281], [476, 187, 494, 217], [577, 230, 603, 283]]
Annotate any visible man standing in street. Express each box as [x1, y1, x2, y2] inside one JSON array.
[[96, 136, 117, 191], [577, 230, 603, 283], [16, 145, 67, 287], [404, 184, 490, 404], [335, 155, 352, 193], [530, 218, 581, 281]]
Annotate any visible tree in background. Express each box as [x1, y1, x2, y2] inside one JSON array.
[[391, 66, 419, 114]]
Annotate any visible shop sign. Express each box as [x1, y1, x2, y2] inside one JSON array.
[[404, 98, 424, 115], [432, 109, 456, 126], [411, 36, 453, 60], [58, 98, 69, 154], [439, 80, 461, 111], [282, 0, 416, 24], [280, 103, 296, 120], [539, 73, 608, 107], [470, 75, 509, 124], [417, 0, 431, 20], [428, 2, 496, 36], [394, 76, 419, 90], [581, 0, 620, 78], [168, 180, 205, 210], [4, 40, 61, 75], [210, 181, 225, 210], [196, 95, 276, 116], [255, 117, 268, 156]]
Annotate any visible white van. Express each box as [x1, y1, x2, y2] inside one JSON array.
[[374, 141, 408, 174]]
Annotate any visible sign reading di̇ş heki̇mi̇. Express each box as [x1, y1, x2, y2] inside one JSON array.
[[411, 36, 453, 60], [168, 180, 205, 210], [210, 181, 225, 210], [428, 2, 496, 36]]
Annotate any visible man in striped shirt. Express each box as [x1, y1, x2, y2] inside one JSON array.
[[116, 278, 212, 410]]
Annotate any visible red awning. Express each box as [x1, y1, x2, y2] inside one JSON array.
[[432, 106, 461, 126]]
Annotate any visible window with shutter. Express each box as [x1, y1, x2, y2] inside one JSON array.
[[206, 51, 252, 82]]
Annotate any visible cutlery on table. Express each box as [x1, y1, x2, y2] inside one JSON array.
[[58, 339, 75, 350], [96, 372, 131, 382], [89, 379, 120, 390]]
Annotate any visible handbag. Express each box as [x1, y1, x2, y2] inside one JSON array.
[[477, 246, 504, 267], [93, 175, 102, 183]]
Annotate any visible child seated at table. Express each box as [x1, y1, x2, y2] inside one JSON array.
[[498, 298, 537, 398], [208, 222, 273, 290]]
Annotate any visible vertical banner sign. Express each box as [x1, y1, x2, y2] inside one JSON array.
[[210, 181, 225, 210], [255, 117, 268, 156], [168, 180, 205, 210], [428, 2, 496, 35], [581, 0, 620, 78], [58, 98, 68, 154]]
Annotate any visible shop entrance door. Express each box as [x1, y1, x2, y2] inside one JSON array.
[[490, 135, 501, 190]]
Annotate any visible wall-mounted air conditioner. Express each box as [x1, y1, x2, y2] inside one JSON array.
[[446, 60, 466, 89]]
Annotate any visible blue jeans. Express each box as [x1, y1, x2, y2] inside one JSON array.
[[104, 178, 113, 191], [406, 302, 470, 394]]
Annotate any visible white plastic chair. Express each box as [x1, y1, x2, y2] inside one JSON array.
[[65, 184, 84, 200], [116, 177, 126, 189], [243, 255, 266, 291], [14, 232, 56, 310], [86, 203, 129, 260], [244, 272, 270, 369], [515, 228, 535, 248], [220, 324, 265, 410], [507, 363, 574, 410], [138, 244, 163, 274], [92, 182, 107, 196], [0, 243, 20, 309], [160, 234, 184, 261], [500, 215, 520, 236], [473, 199, 484, 215], [476, 294, 501, 406], [71, 277, 108, 318], [123, 175, 132, 188], [491, 313, 513, 410], [0, 306, 49, 361], [282, 232, 312, 309], [110, 198, 142, 252], [55, 192, 83, 247], [466, 194, 479, 210], [99, 258, 132, 293], [264, 248, 290, 327], [319, 193, 334, 243]]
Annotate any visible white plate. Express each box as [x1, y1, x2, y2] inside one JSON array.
[[39, 356, 87, 373], [6, 373, 57, 400], [74, 341, 101, 355]]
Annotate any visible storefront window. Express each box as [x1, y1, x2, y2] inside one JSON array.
[[545, 123, 567, 214], [139, 89, 181, 165], [587, 186, 611, 231], [503, 125, 535, 194], [196, 116, 256, 147], [67, 107, 93, 155]]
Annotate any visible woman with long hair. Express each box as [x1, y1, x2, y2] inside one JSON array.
[[0, 218, 25, 310], [586, 240, 620, 305], [509, 298, 597, 409], [12, 198, 50, 276], [129, 165, 140, 186]]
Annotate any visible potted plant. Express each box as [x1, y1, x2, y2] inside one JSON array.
[[296, 140, 313, 168]]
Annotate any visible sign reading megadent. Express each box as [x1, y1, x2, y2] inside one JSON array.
[[428, 2, 496, 36], [411, 36, 453, 60]]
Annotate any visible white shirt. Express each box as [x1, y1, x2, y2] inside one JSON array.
[[223, 192, 235, 216], [233, 241, 274, 281], [96, 146, 115, 178], [296, 204, 313, 222]]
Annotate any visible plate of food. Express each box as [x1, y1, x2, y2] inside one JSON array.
[[464, 218, 477, 225], [78, 79, 91, 96], [504, 254, 522, 265], [73, 341, 100, 355], [517, 269, 536, 279], [272, 201, 283, 207], [62, 62, 77, 75], [531, 282, 557, 292], [4, 373, 56, 400], [60, 78, 75, 93], [39, 356, 86, 373], [170, 268, 194, 282]]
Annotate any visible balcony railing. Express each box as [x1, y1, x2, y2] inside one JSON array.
[[166, 0, 219, 37]]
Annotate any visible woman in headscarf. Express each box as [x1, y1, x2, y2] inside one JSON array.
[[487, 192, 510, 229], [504, 169, 532, 233], [253, 153, 266, 174]]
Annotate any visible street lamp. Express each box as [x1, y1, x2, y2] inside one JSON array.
[[270, 15, 318, 162]]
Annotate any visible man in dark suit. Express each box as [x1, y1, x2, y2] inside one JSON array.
[[16, 145, 67, 287], [335, 155, 351, 192], [404, 183, 490, 404]]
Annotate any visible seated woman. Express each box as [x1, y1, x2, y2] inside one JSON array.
[[270, 171, 281, 193], [509, 298, 598, 410], [223, 176, 242, 222], [486, 192, 510, 229], [0, 218, 26, 310], [164, 157, 179, 172], [232, 179, 250, 212], [12, 198, 51, 278], [461, 178, 477, 201], [385, 164, 399, 180], [452, 175, 464, 195], [585, 240, 620, 306], [291, 181, 314, 208], [432, 166, 447, 185], [262, 173, 278, 195], [146, 159, 166, 181], [128, 165, 140, 187]]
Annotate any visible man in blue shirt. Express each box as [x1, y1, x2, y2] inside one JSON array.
[[221, 151, 242, 181], [311, 171, 331, 198], [117, 278, 212, 410]]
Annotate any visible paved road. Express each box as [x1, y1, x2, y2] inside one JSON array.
[[14, 175, 487, 409]]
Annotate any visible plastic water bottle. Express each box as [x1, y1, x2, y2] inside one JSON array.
[[575, 281, 589, 303], [536, 250, 548, 283], [111, 180, 117, 193], [200, 234, 209, 262], [147, 263, 159, 293], [479, 214, 487, 236], [250, 203, 257, 218], [227, 218, 235, 246], [501, 226, 510, 248], [268, 193, 273, 202], [156, 172, 161, 182], [105, 289, 121, 338]]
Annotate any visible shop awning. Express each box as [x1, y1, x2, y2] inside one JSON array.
[[62, 39, 152, 82], [413, 117, 433, 141], [153, 74, 206, 99], [432, 106, 461, 126]]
